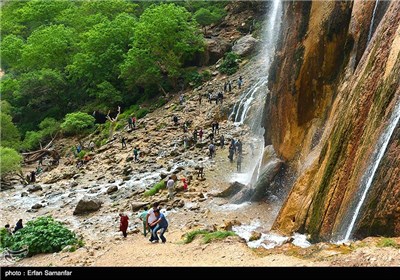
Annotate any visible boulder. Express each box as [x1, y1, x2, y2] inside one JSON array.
[[26, 185, 43, 193], [215, 182, 245, 198], [106, 185, 118, 194], [249, 231, 262, 241], [130, 202, 149, 212], [31, 203, 43, 210], [203, 38, 231, 65], [68, 182, 78, 188], [73, 197, 102, 215], [232, 35, 259, 56]]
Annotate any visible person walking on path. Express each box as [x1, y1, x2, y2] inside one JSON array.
[[138, 206, 149, 236], [167, 177, 175, 200], [132, 116, 137, 129], [228, 144, 235, 163], [199, 128, 204, 142], [149, 209, 168, 243], [146, 202, 160, 242], [119, 213, 129, 238]]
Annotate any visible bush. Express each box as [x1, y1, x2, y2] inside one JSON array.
[[201, 70, 212, 81], [183, 229, 210, 244], [77, 150, 86, 159], [0, 147, 22, 179], [0, 113, 20, 149], [22, 130, 43, 150], [2, 216, 81, 256], [144, 180, 166, 197], [219, 52, 239, 75], [136, 108, 149, 119], [61, 112, 95, 135], [39, 117, 60, 138]]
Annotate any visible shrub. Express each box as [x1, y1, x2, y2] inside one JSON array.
[[219, 52, 239, 75], [22, 131, 43, 150], [0, 113, 20, 149], [144, 180, 166, 197], [61, 112, 95, 135], [201, 70, 212, 81], [2, 216, 81, 256], [136, 108, 149, 119], [0, 147, 22, 179], [39, 117, 60, 138], [77, 150, 86, 159]]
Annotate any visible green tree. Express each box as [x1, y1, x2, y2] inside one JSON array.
[[0, 35, 25, 71], [120, 3, 203, 93], [0, 113, 20, 149], [20, 24, 75, 71], [60, 112, 95, 135], [0, 147, 22, 180], [193, 8, 220, 34]]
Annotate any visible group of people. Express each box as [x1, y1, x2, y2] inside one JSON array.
[[228, 139, 243, 172], [119, 202, 169, 244], [4, 219, 23, 235], [127, 115, 137, 130]]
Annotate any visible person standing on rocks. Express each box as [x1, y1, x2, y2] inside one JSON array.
[[146, 202, 160, 242], [133, 147, 139, 162], [138, 206, 149, 236], [228, 80, 232, 92], [208, 142, 215, 158], [179, 94, 184, 105], [173, 115, 179, 126], [181, 177, 188, 191], [127, 116, 133, 130], [199, 128, 204, 142], [132, 116, 136, 129], [149, 209, 168, 243], [220, 135, 225, 149], [13, 219, 23, 233], [238, 76, 243, 89], [198, 92, 202, 105], [224, 81, 228, 92], [121, 136, 127, 149], [193, 129, 198, 143], [167, 177, 175, 200], [30, 170, 36, 183], [228, 144, 235, 163], [215, 122, 219, 134], [89, 141, 95, 152], [119, 213, 129, 238], [237, 153, 243, 172]]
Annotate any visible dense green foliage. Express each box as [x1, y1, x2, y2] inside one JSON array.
[[194, 7, 226, 33], [0, 147, 22, 179], [0, 0, 218, 141], [60, 112, 95, 135], [0, 113, 20, 149], [219, 52, 239, 75], [0, 216, 81, 255]]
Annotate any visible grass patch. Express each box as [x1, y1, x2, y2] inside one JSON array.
[[183, 230, 210, 244], [203, 231, 236, 243], [144, 180, 166, 197], [183, 230, 236, 244], [377, 238, 399, 248]]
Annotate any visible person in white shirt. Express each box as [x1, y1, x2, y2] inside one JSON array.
[[166, 177, 175, 200], [146, 202, 160, 242]]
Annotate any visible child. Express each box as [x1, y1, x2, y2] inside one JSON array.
[[138, 206, 148, 236], [181, 178, 188, 191]]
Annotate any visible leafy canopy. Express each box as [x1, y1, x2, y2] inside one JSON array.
[[121, 3, 204, 91], [0, 113, 20, 149]]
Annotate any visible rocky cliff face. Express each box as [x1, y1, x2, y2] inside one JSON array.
[[264, 0, 400, 241]]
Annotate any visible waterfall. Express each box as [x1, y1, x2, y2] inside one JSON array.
[[367, 0, 379, 43], [229, 0, 283, 185], [342, 98, 400, 241]]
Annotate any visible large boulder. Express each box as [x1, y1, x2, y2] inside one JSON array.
[[202, 38, 231, 65], [232, 35, 259, 56], [26, 185, 43, 193], [130, 202, 149, 212], [215, 182, 245, 198], [73, 197, 102, 215]]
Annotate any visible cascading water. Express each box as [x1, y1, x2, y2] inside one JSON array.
[[339, 98, 400, 242], [229, 0, 282, 186], [367, 0, 379, 43]]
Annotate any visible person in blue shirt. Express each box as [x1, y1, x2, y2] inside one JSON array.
[[149, 209, 168, 243]]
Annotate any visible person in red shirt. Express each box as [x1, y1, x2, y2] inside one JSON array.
[[181, 178, 188, 191], [119, 213, 129, 238]]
